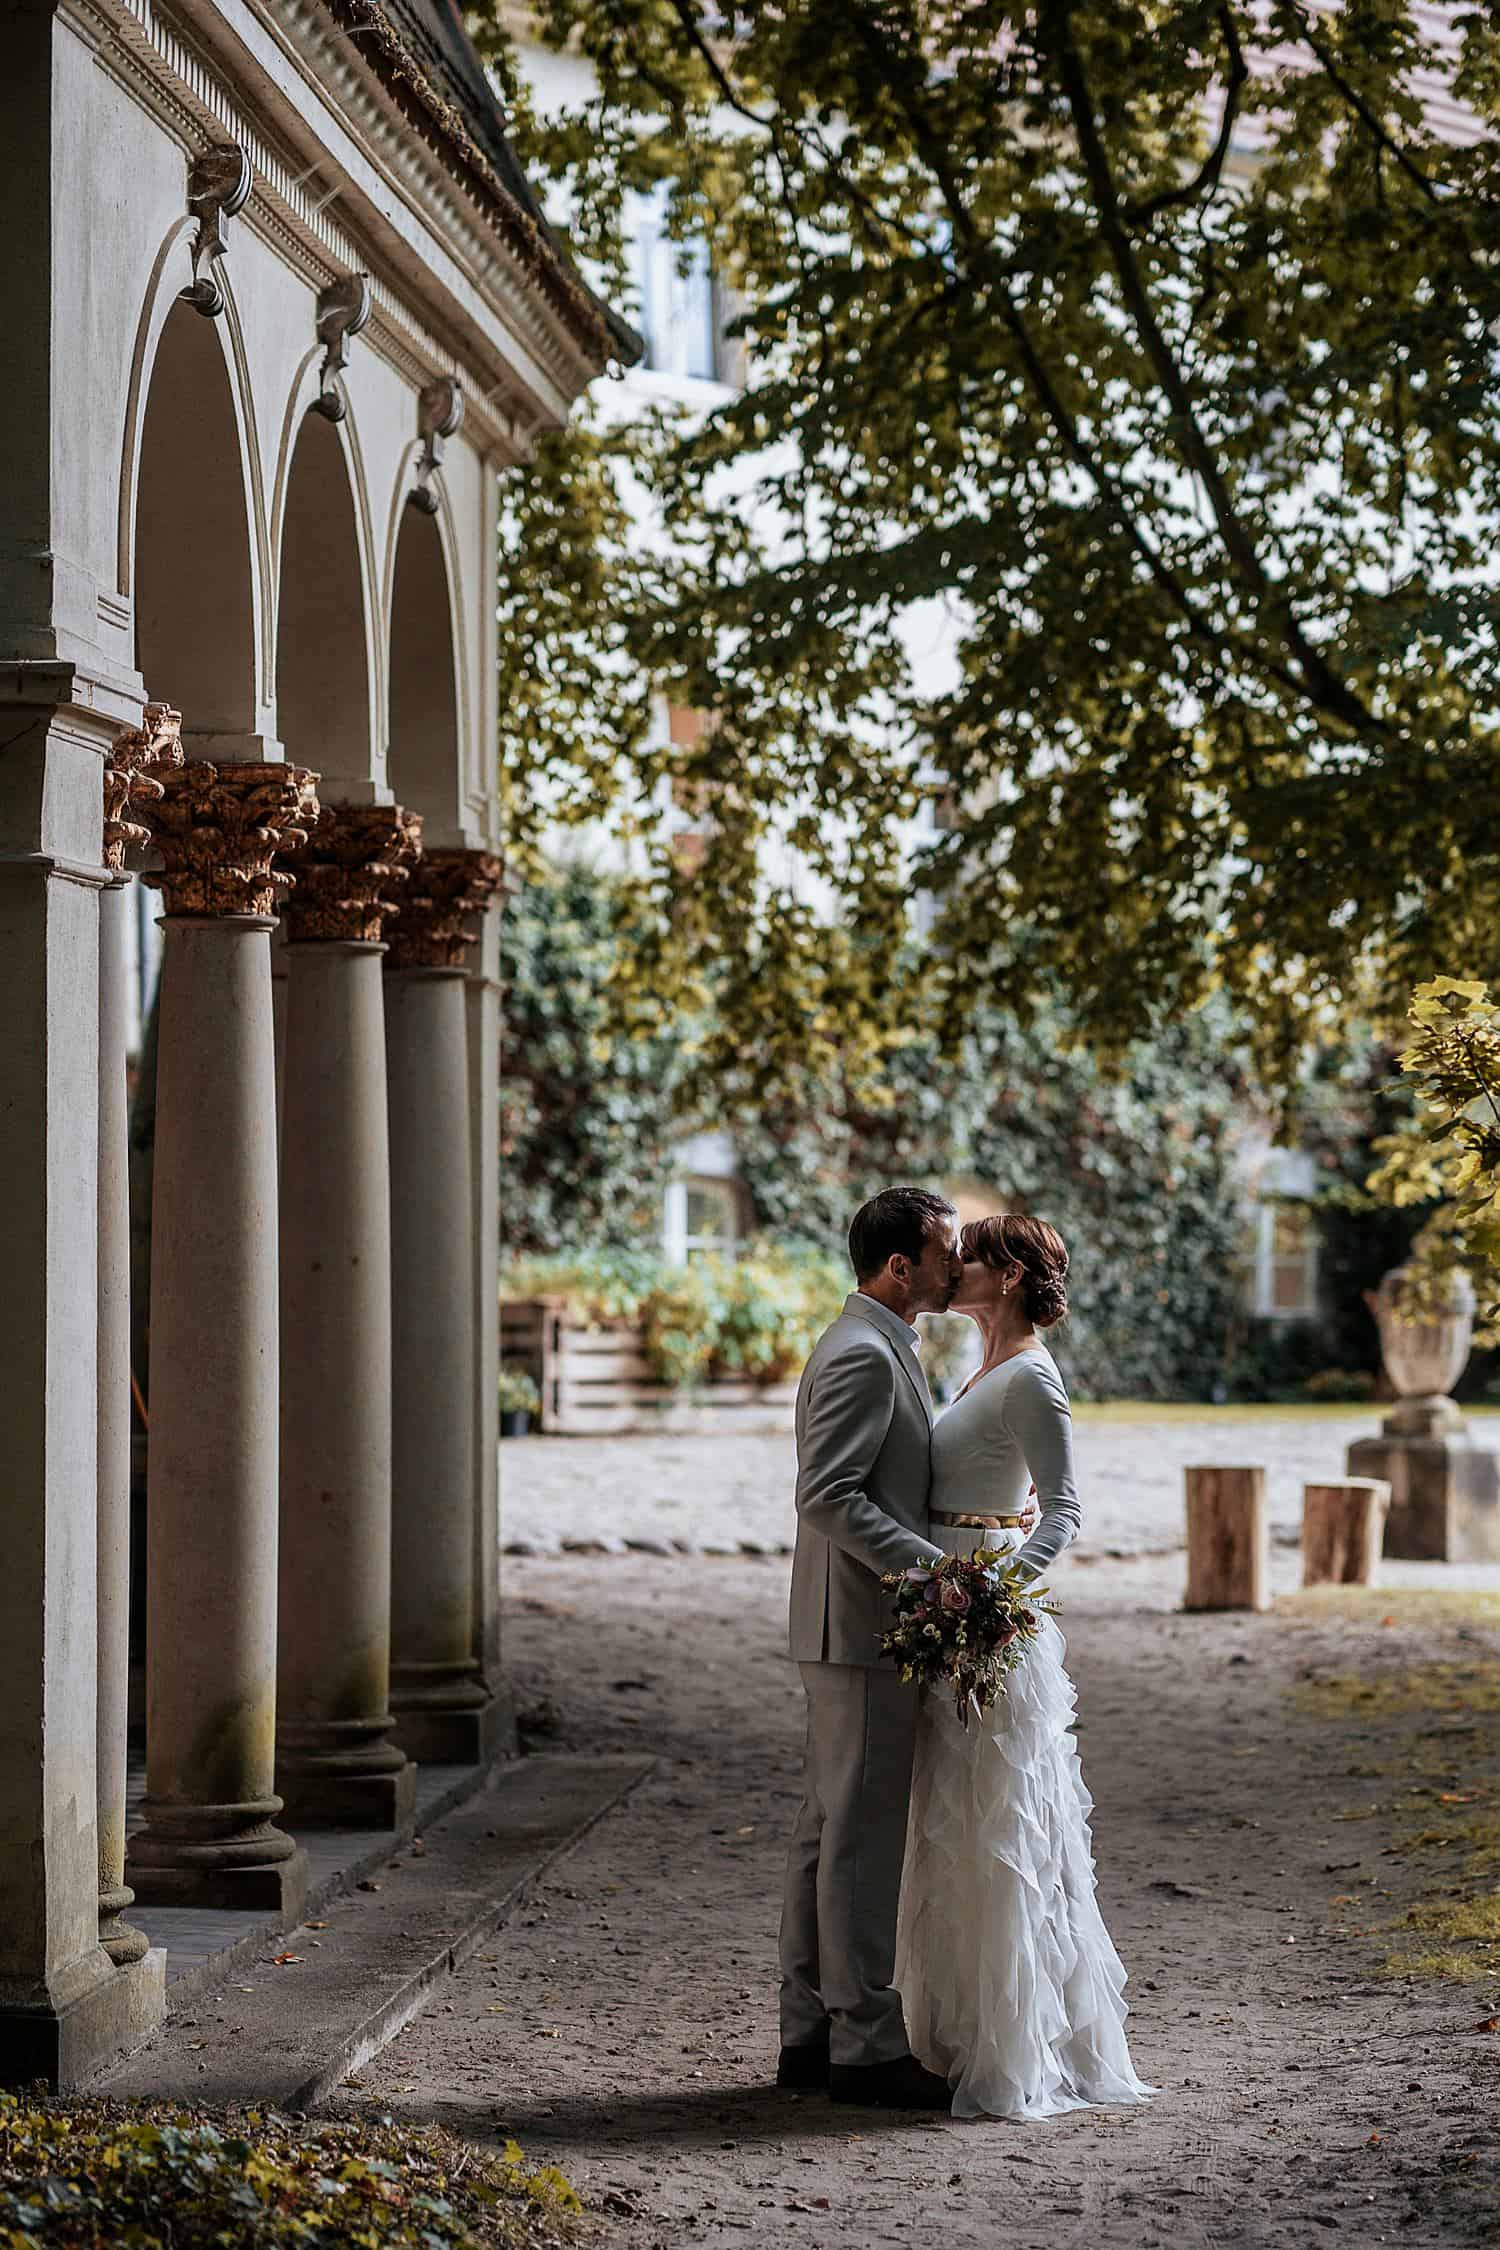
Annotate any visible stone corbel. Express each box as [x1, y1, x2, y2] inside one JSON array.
[[178, 144, 252, 319], [408, 376, 464, 515], [312, 273, 372, 423]]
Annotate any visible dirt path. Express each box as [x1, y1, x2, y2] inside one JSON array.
[[331, 1552, 1500, 2246]]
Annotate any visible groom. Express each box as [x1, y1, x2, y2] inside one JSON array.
[[777, 1185, 960, 2110]]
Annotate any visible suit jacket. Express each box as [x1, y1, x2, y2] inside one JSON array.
[[787, 1293, 944, 1668]]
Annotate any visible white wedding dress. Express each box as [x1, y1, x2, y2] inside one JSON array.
[[895, 1346, 1154, 2121]]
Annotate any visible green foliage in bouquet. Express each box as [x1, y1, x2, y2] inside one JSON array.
[[1367, 978, 1500, 1345], [0, 2095, 581, 2247]]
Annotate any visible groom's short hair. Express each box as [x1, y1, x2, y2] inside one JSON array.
[[848, 1187, 957, 1282]]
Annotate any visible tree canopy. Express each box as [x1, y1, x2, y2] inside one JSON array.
[[478, 0, 1500, 1095]]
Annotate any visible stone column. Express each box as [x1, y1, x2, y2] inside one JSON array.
[[0, 692, 164, 2085], [126, 762, 317, 1914], [465, 889, 505, 1705], [95, 708, 176, 1964], [274, 803, 421, 1829], [385, 849, 504, 1766]]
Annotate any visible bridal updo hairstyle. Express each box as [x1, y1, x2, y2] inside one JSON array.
[[960, 1213, 1070, 1328]]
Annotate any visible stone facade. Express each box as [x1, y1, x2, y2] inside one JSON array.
[[0, 0, 623, 2080]]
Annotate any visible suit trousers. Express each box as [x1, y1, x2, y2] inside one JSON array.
[[778, 1660, 918, 2067]]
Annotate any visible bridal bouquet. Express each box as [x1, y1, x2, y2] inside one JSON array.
[[879, 1550, 1056, 1724]]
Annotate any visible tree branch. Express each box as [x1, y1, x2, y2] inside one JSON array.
[[1125, 4, 1247, 225], [1043, 0, 1386, 739]]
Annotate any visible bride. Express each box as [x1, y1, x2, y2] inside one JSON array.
[[895, 1213, 1154, 2121]]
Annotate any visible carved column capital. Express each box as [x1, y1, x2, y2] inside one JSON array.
[[282, 802, 422, 945], [105, 702, 184, 870], [142, 760, 320, 918], [385, 847, 504, 970]]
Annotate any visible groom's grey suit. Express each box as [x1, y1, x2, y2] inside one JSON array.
[[779, 1292, 944, 2068]]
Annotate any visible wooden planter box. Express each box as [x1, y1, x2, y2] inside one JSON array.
[[500, 1296, 798, 1436]]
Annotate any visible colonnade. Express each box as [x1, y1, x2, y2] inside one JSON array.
[[96, 708, 501, 1931]]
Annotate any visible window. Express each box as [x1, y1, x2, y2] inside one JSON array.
[[1250, 1200, 1320, 1320], [664, 1175, 740, 1264], [630, 190, 720, 382]]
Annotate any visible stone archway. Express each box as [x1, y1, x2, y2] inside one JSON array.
[[387, 502, 462, 838], [134, 299, 257, 749], [276, 411, 373, 784]]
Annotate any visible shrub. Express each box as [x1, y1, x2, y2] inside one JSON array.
[[0, 2096, 581, 2248], [499, 1240, 846, 1389]]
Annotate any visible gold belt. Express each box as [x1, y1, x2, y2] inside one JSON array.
[[932, 1512, 1033, 1529]]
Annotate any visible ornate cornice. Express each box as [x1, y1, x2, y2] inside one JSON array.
[[143, 759, 320, 917], [70, 0, 618, 448], [105, 700, 184, 869], [385, 845, 503, 969], [283, 800, 421, 944]]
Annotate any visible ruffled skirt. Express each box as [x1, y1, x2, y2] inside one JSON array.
[[895, 1614, 1154, 2122]]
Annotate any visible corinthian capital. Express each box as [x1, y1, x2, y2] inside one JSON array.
[[385, 847, 504, 970], [142, 760, 320, 918], [105, 702, 184, 870], [282, 802, 422, 945]]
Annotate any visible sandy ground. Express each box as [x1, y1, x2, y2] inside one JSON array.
[[499, 1411, 1500, 1560], [331, 1545, 1500, 2248]]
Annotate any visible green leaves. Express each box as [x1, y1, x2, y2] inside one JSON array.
[[1367, 976, 1500, 1337], [479, 0, 1500, 1085]]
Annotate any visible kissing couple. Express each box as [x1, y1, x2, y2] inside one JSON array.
[[777, 1185, 1155, 2121]]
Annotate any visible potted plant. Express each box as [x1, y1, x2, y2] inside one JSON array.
[[499, 1367, 541, 1438]]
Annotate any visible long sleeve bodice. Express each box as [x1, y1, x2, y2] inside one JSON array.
[[930, 1346, 1082, 1582]]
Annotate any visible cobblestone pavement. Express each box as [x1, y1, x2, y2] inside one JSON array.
[[499, 1407, 1500, 1561]]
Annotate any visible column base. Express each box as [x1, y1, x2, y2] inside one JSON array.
[[126, 1803, 310, 1917], [390, 1680, 506, 1769], [276, 1757, 417, 1832], [0, 1947, 166, 2090], [98, 1881, 150, 1967]]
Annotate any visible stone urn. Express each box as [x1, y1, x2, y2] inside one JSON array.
[[1364, 1265, 1474, 1437], [1349, 1265, 1497, 1560]]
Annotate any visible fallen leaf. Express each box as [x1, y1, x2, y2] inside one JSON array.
[[1471, 2017, 1499, 2034], [1368, 2132, 1382, 2146], [272, 1952, 302, 1966]]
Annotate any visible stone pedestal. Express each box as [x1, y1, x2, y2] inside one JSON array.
[[1349, 1399, 1500, 1562], [385, 849, 504, 1766], [275, 806, 418, 1829], [126, 763, 316, 1913]]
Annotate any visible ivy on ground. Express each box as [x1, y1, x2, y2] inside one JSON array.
[[0, 2097, 580, 2250]]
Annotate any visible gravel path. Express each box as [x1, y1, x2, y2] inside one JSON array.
[[499, 1408, 1500, 1560], [333, 1545, 1500, 2248]]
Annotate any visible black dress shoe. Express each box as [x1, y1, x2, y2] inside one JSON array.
[[829, 2053, 952, 2109], [776, 2035, 831, 2090]]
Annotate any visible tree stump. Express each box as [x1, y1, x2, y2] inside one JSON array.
[[1184, 1465, 1269, 1611], [1302, 1478, 1390, 1588]]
